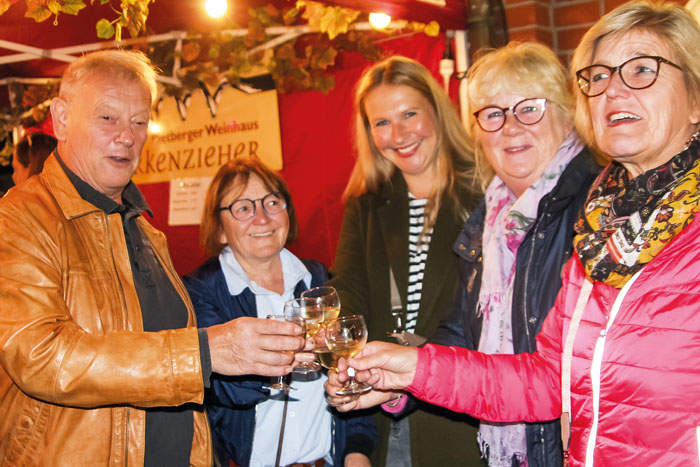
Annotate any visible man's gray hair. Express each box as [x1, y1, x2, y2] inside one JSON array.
[[59, 49, 158, 104]]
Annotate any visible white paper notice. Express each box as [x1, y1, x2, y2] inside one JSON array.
[[168, 177, 211, 226]]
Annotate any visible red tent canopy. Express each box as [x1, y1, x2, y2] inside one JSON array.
[[0, 1, 465, 274]]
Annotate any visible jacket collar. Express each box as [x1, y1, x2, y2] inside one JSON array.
[[376, 170, 410, 299], [540, 147, 598, 212], [42, 152, 152, 220], [453, 199, 486, 262]]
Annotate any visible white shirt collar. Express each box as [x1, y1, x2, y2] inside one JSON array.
[[219, 246, 312, 297]]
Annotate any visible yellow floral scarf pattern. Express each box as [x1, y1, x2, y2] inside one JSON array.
[[574, 134, 700, 288]]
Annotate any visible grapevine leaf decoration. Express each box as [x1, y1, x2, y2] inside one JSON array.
[[96, 17, 114, 38], [181, 42, 200, 63], [25, 0, 52, 22], [0, 0, 16, 16], [1, 0, 442, 127], [22, 0, 85, 24], [0, 138, 13, 167], [60, 0, 86, 16], [94, 0, 151, 40], [299, 0, 359, 40]]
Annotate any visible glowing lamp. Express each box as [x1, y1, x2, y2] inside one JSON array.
[[369, 12, 391, 30], [149, 121, 163, 134], [205, 0, 227, 19]]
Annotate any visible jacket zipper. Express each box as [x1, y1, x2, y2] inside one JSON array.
[[521, 221, 538, 354], [584, 270, 641, 467], [124, 408, 130, 467], [102, 211, 131, 466], [521, 200, 547, 465]]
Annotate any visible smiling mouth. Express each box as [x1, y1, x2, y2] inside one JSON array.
[[609, 112, 641, 125], [250, 231, 274, 238], [505, 145, 529, 153], [395, 141, 420, 155]]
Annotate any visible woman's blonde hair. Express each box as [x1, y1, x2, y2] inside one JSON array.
[[344, 55, 480, 228], [571, 0, 700, 149], [199, 158, 299, 257], [466, 41, 573, 191]]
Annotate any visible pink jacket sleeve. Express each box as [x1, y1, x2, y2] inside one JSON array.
[[406, 258, 581, 423]]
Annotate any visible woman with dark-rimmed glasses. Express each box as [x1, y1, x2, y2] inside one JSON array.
[[183, 158, 376, 467], [327, 2, 700, 465]]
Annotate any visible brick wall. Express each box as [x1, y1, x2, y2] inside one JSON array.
[[503, 0, 688, 64]]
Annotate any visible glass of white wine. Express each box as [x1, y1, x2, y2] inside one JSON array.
[[284, 297, 322, 373], [302, 286, 341, 369], [313, 326, 339, 372], [301, 286, 341, 321], [265, 314, 298, 391], [324, 315, 372, 395]]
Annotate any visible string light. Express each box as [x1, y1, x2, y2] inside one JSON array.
[[149, 121, 163, 134], [205, 0, 227, 19], [369, 12, 391, 30]]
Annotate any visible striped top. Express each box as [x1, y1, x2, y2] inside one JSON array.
[[406, 195, 432, 333]]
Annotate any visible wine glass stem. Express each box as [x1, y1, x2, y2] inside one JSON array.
[[346, 367, 357, 390]]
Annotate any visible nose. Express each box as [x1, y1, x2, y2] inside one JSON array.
[[251, 201, 270, 224], [116, 124, 135, 147], [603, 70, 628, 98], [391, 121, 409, 145], [501, 111, 522, 134]]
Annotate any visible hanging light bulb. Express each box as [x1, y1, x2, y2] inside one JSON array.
[[369, 12, 391, 30], [205, 0, 227, 19], [149, 121, 163, 134]]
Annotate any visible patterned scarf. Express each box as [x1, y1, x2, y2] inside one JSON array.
[[477, 130, 584, 467], [574, 132, 700, 288]]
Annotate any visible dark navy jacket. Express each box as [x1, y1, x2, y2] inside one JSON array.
[[183, 256, 377, 467], [430, 149, 601, 467]]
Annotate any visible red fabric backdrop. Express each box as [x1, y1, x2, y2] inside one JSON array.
[[138, 33, 449, 276]]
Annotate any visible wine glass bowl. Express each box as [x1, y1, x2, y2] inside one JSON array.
[[301, 286, 341, 322], [284, 297, 322, 374], [324, 315, 372, 395], [312, 326, 339, 371]]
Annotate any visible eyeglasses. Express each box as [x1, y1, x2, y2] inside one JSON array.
[[576, 55, 682, 97], [219, 192, 287, 221], [473, 98, 547, 132]]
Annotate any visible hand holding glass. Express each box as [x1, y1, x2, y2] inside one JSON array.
[[324, 315, 372, 395]]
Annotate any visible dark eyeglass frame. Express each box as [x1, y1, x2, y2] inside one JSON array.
[[575, 55, 682, 97], [473, 98, 547, 133], [218, 192, 288, 221]]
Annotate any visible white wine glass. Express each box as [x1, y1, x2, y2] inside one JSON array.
[[265, 314, 297, 391], [313, 325, 339, 372], [302, 286, 341, 369], [324, 315, 371, 395], [284, 297, 322, 373], [301, 286, 341, 321]]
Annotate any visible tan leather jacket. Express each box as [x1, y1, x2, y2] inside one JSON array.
[[0, 156, 211, 466]]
